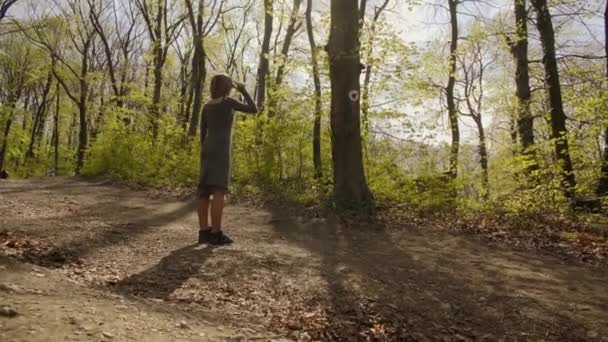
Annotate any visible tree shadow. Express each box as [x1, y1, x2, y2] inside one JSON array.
[[112, 244, 214, 300], [0, 177, 115, 195], [12, 188, 199, 268], [267, 208, 603, 340]]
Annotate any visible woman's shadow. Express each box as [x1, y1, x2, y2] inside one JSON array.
[[113, 244, 214, 300]]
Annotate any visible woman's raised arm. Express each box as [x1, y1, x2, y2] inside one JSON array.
[[227, 83, 258, 114]]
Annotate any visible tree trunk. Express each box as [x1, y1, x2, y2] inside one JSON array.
[[268, 0, 302, 118], [26, 68, 54, 159], [474, 116, 489, 199], [53, 83, 60, 173], [514, 0, 534, 152], [328, 0, 373, 212], [256, 0, 273, 110], [446, 0, 460, 178], [596, 1, 608, 195], [150, 0, 165, 139], [75, 40, 91, 175], [0, 102, 15, 172], [187, 0, 207, 137], [531, 0, 576, 198], [274, 0, 302, 88], [178, 57, 191, 130], [306, 0, 322, 179], [151, 52, 163, 139]]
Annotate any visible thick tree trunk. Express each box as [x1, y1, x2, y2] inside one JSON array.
[[256, 0, 273, 110], [597, 1, 608, 195], [328, 0, 373, 212], [446, 0, 460, 178], [514, 0, 535, 151], [187, 0, 206, 137], [306, 0, 322, 179], [531, 0, 576, 198]]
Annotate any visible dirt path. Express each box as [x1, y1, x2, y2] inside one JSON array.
[[1, 177, 607, 341]]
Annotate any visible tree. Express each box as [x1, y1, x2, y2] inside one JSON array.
[[256, 0, 273, 110], [21, 1, 98, 174], [0, 33, 32, 172], [135, 0, 184, 139], [221, 0, 255, 79], [446, 0, 460, 178], [597, 0, 608, 195], [0, 0, 18, 23], [305, 0, 321, 179], [266, 0, 303, 119], [25, 61, 54, 160], [274, 0, 302, 88], [361, 0, 389, 135], [89, 0, 143, 108], [327, 0, 373, 212], [531, 0, 577, 198], [512, 0, 535, 155], [457, 39, 492, 199], [185, 0, 225, 137]]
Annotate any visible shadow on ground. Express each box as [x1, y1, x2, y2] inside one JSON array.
[[267, 207, 605, 340], [113, 244, 214, 299]]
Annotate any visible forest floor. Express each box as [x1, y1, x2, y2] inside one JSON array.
[[1, 177, 608, 341]]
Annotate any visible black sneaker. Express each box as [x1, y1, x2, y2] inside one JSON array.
[[198, 229, 212, 244], [209, 231, 233, 245]]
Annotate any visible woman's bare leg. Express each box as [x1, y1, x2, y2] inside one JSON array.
[[210, 192, 225, 232], [198, 196, 210, 230]]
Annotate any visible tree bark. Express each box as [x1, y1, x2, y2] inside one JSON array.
[[187, 0, 207, 137], [53, 82, 60, 173], [597, 0, 608, 195], [513, 0, 535, 151], [25, 67, 54, 160], [446, 0, 460, 178], [474, 117, 489, 199], [0, 100, 15, 172], [531, 0, 576, 198], [305, 0, 322, 179], [328, 0, 373, 212], [75, 39, 91, 175], [256, 0, 273, 110]]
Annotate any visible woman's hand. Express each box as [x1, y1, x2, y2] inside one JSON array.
[[233, 81, 246, 92]]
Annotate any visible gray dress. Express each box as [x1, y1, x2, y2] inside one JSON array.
[[198, 91, 257, 197]]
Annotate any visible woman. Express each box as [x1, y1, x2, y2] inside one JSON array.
[[198, 74, 257, 245]]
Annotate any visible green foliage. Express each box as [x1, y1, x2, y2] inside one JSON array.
[[2, 0, 607, 224], [83, 108, 199, 187]]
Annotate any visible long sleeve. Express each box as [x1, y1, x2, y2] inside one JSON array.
[[200, 109, 208, 146], [227, 89, 258, 114]]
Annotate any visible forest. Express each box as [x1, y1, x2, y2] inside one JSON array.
[[0, 0, 606, 214], [2, 0, 608, 340]]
